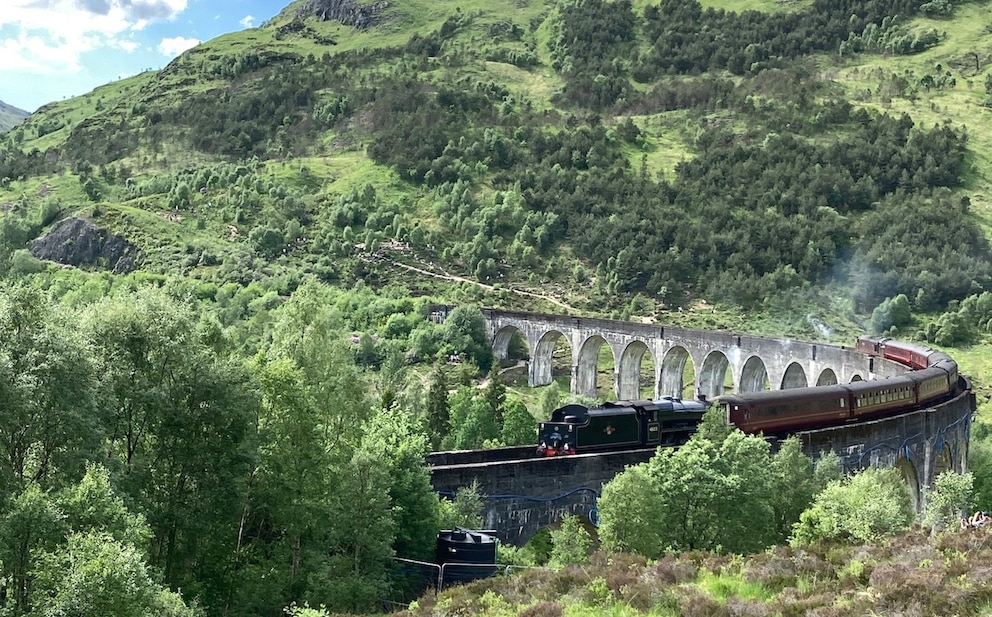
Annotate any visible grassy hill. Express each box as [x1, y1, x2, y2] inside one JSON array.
[[1, 0, 991, 346]]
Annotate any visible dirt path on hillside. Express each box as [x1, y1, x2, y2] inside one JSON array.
[[391, 261, 576, 312]]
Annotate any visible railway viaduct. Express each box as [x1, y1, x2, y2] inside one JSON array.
[[479, 308, 908, 399], [428, 307, 976, 546]]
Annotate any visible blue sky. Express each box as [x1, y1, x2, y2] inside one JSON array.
[[0, 0, 288, 113]]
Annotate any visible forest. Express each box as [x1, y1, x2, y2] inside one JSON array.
[[3, 0, 992, 613], [0, 282, 540, 616]]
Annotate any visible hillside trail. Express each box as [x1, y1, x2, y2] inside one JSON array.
[[390, 261, 576, 312]]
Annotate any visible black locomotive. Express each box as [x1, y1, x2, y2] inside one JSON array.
[[537, 397, 708, 456]]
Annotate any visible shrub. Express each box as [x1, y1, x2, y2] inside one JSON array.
[[791, 467, 914, 546], [518, 600, 563, 617], [550, 516, 592, 568]]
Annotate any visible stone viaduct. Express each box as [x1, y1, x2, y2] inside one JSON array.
[[428, 308, 976, 546], [481, 308, 905, 400]]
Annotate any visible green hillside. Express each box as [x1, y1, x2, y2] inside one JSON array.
[[3, 0, 992, 377], [1, 0, 989, 332]]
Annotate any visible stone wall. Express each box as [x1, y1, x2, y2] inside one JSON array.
[[431, 449, 655, 546]]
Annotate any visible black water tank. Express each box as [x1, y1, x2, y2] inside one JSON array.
[[435, 529, 497, 586]]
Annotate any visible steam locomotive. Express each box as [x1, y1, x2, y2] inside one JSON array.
[[537, 397, 707, 456], [537, 336, 961, 454]]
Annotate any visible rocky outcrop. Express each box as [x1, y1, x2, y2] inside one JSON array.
[[30, 217, 142, 273], [296, 0, 390, 29]]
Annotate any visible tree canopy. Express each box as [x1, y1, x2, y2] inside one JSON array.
[[598, 413, 822, 557]]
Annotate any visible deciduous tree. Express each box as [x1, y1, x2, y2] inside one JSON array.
[[550, 515, 593, 568], [360, 410, 440, 560], [82, 289, 257, 606], [923, 470, 974, 534], [0, 284, 99, 489], [599, 409, 803, 557], [441, 305, 492, 372], [791, 466, 914, 546], [30, 531, 198, 617], [500, 398, 537, 446], [447, 386, 499, 450]]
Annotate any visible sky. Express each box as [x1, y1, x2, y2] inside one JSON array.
[[0, 0, 288, 113]]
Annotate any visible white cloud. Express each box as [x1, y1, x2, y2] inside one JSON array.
[[158, 35, 198, 57], [2, 0, 188, 33], [48, 0, 186, 21], [0, 0, 189, 74], [0, 31, 91, 73], [240, 15, 255, 29]]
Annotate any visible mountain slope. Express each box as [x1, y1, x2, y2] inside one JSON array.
[[1, 0, 991, 330], [0, 100, 29, 132]]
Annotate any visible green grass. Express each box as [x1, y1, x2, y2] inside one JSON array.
[[310, 153, 415, 207], [2, 173, 90, 209], [260, 0, 551, 57], [484, 61, 561, 111], [628, 111, 696, 181], [84, 199, 248, 275], [696, 568, 775, 602], [933, 342, 992, 422]]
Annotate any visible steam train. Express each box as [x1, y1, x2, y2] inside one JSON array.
[[537, 397, 707, 456], [718, 336, 958, 436], [537, 336, 961, 454]]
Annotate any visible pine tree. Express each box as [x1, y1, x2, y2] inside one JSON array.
[[483, 364, 506, 425], [426, 363, 452, 449]]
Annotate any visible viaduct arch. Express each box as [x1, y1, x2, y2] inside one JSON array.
[[428, 308, 976, 546], [484, 308, 886, 399]]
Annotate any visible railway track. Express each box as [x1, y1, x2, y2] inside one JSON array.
[[426, 446, 538, 467], [426, 445, 665, 469]]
